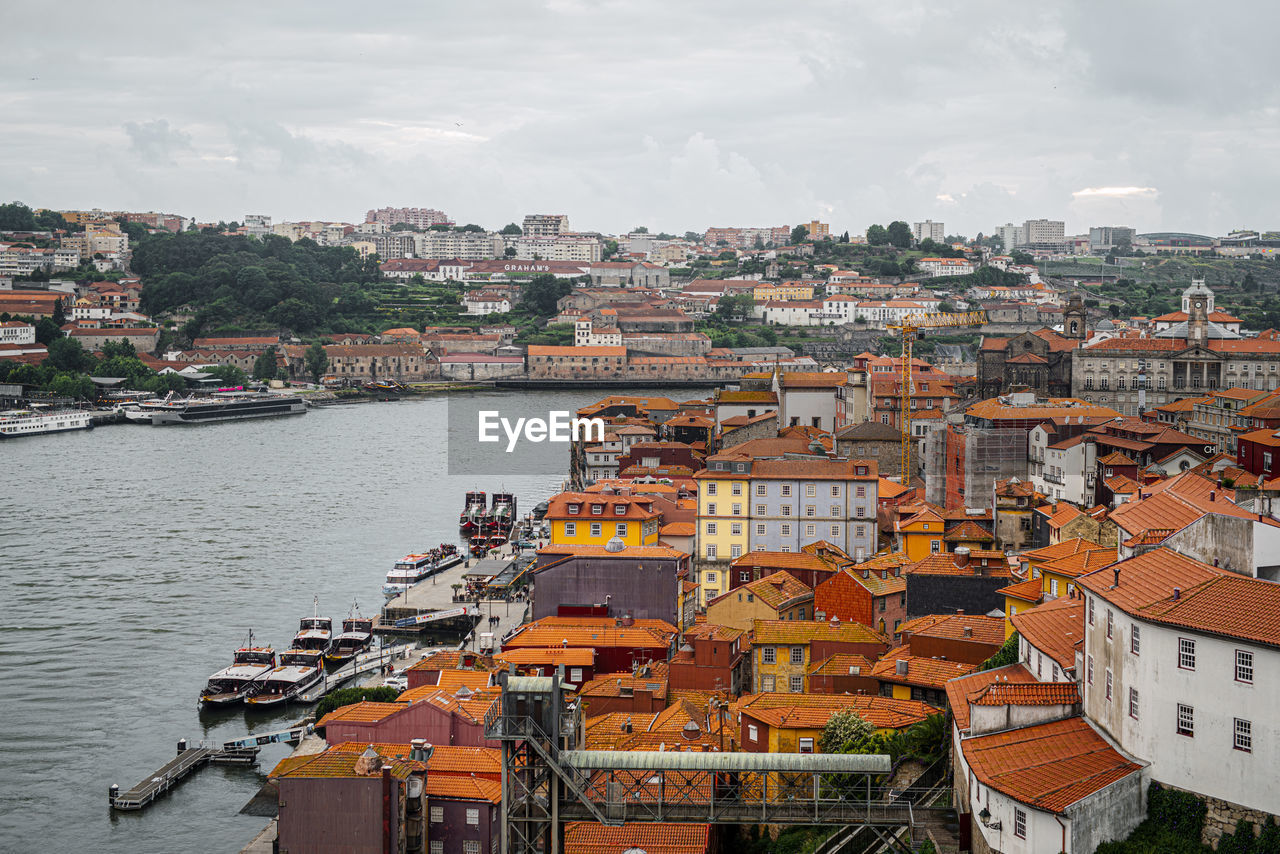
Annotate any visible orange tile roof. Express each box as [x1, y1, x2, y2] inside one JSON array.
[[1009, 597, 1085, 672], [425, 774, 502, 803], [965, 398, 1120, 422], [839, 562, 909, 597], [1037, 547, 1118, 579], [406, 650, 496, 673], [544, 492, 659, 522], [277, 751, 419, 780], [1097, 451, 1136, 466], [944, 664, 1037, 732], [870, 646, 979, 692], [504, 621, 676, 651], [910, 614, 1006, 646], [658, 522, 696, 537], [578, 663, 670, 699], [565, 822, 709, 854], [998, 577, 1045, 604], [1078, 549, 1280, 649], [328, 743, 501, 777], [907, 553, 1013, 578], [962, 716, 1143, 813], [1041, 502, 1085, 529], [968, 681, 1079, 707], [749, 458, 878, 480], [781, 371, 847, 388], [807, 652, 874, 676], [737, 692, 935, 730], [316, 701, 409, 727], [496, 647, 596, 667], [1021, 537, 1109, 565], [944, 521, 995, 542], [710, 572, 813, 611], [729, 551, 838, 574], [536, 544, 687, 559], [752, 619, 889, 647]]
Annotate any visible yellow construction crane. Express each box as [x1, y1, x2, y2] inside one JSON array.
[[886, 310, 987, 482]]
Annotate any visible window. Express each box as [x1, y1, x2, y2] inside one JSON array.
[[567, 504, 580, 515], [1087, 654, 1094, 684], [732, 483, 742, 496], [1131, 625, 1141, 655], [798, 737, 814, 753], [705, 544, 717, 559], [856, 525, 866, 538], [830, 525, 840, 538], [1088, 597, 1095, 625], [805, 505, 816, 517], [1177, 703, 1194, 737], [790, 646, 804, 664], [431, 842, 444, 854], [591, 504, 603, 515], [747, 724, 759, 741], [707, 502, 717, 515], [756, 484, 766, 496], [565, 522, 576, 537], [1129, 687, 1140, 719], [1106, 669, 1113, 700], [570, 667, 583, 683], [1014, 808, 1027, 840], [706, 482, 717, 496], [730, 544, 742, 558], [1237, 650, 1254, 683], [1107, 610, 1114, 640], [856, 506, 866, 518], [1234, 718, 1253, 753], [755, 523, 766, 536], [806, 524, 816, 537], [856, 485, 866, 498], [1050, 578, 1059, 597], [780, 523, 791, 536], [464, 842, 481, 854], [706, 522, 717, 535], [790, 675, 804, 692], [830, 504, 841, 516], [805, 484, 816, 497], [762, 675, 776, 691], [430, 806, 444, 823], [930, 539, 941, 553], [781, 484, 792, 497], [730, 522, 742, 536], [740, 570, 751, 582], [1179, 637, 1196, 670], [831, 485, 841, 497], [706, 571, 717, 583], [780, 504, 792, 517], [762, 647, 776, 664], [466, 808, 480, 826], [756, 504, 766, 515], [590, 522, 601, 537], [615, 523, 627, 537], [732, 503, 742, 516]]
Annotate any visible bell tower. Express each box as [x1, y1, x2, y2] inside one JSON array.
[[1064, 293, 1087, 340]]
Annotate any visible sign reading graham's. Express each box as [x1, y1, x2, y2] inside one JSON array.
[[502, 263, 552, 273]]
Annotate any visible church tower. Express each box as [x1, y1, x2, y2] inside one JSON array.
[[1064, 293, 1087, 340]]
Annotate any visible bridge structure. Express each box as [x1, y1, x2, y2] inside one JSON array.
[[484, 671, 955, 854]]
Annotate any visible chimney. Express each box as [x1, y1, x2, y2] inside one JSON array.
[[1173, 587, 1181, 600], [1210, 490, 1216, 502], [895, 659, 909, 676], [953, 546, 971, 568], [1113, 568, 1121, 588], [962, 627, 973, 638], [956, 609, 965, 616]]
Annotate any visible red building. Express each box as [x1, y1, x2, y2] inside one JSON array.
[[500, 616, 676, 674], [1237, 427, 1280, 478], [318, 689, 499, 749], [806, 653, 879, 695], [726, 551, 839, 591], [814, 553, 909, 638], [667, 623, 748, 694]]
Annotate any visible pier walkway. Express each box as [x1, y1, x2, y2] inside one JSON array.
[[110, 744, 216, 810]]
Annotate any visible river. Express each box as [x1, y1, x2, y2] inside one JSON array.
[[0, 388, 707, 854]]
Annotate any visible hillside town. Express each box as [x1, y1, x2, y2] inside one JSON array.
[[6, 203, 1280, 854]]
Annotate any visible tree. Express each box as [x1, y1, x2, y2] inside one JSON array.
[[819, 710, 875, 754], [753, 236, 765, 250], [203, 364, 250, 386], [50, 373, 94, 400], [304, 342, 328, 383], [866, 224, 889, 246], [683, 231, 703, 243], [519, 274, 570, 316], [604, 239, 619, 259], [51, 298, 66, 327], [100, 339, 137, 359], [458, 223, 485, 233], [980, 632, 1019, 670], [35, 317, 62, 345], [790, 224, 809, 244], [0, 201, 37, 231], [632, 226, 649, 234], [253, 347, 280, 380], [937, 301, 955, 313], [45, 336, 94, 372], [499, 223, 523, 235], [1010, 250, 1034, 265], [503, 247, 517, 258], [1244, 272, 1259, 292], [1108, 303, 1121, 318], [886, 221, 913, 248]]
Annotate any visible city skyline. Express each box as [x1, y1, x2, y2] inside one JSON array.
[[3, 1, 1278, 237]]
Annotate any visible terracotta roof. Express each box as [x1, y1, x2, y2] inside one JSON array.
[[944, 521, 995, 543], [998, 577, 1045, 604], [909, 614, 1006, 646], [1009, 597, 1085, 672], [737, 692, 935, 730], [316, 701, 409, 726], [329, 742, 501, 778], [578, 663, 670, 699], [965, 398, 1120, 422], [752, 618, 889, 647], [945, 664, 1037, 732], [710, 572, 813, 611], [1005, 353, 1049, 365], [1037, 547, 1118, 580], [536, 544, 686, 559], [1078, 548, 1280, 649], [907, 552, 1013, 578], [716, 390, 778, 403], [728, 551, 838, 575], [504, 619, 676, 651], [871, 646, 978, 692], [968, 681, 1079, 707], [781, 371, 847, 388], [406, 650, 495, 674], [544, 492, 659, 522], [277, 751, 417, 781], [496, 647, 595, 667], [564, 822, 709, 854], [748, 458, 878, 481], [962, 716, 1143, 813], [807, 652, 875, 676], [426, 775, 502, 803], [1021, 537, 1109, 565], [1105, 475, 1142, 494]]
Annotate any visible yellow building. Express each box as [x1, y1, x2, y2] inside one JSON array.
[[753, 281, 816, 303], [804, 220, 831, 240], [1019, 538, 1114, 599], [544, 492, 660, 548], [705, 573, 813, 632], [997, 578, 1044, 639], [692, 466, 750, 605], [738, 693, 934, 755], [894, 505, 946, 562], [750, 619, 888, 694]]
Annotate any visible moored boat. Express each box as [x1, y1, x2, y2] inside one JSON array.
[[292, 597, 332, 652], [324, 614, 374, 667], [469, 534, 489, 556], [459, 491, 488, 533], [244, 649, 325, 706], [486, 492, 517, 534], [140, 390, 306, 425], [381, 544, 463, 598], [0, 407, 93, 438], [199, 634, 276, 705]]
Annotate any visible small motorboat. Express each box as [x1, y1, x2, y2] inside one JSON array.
[[325, 607, 374, 667], [292, 596, 332, 652]]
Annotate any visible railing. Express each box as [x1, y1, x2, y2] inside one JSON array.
[[811, 757, 953, 854]]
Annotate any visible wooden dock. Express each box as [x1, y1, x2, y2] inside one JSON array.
[[110, 744, 215, 810]]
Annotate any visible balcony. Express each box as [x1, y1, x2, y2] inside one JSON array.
[[1043, 473, 1065, 486]]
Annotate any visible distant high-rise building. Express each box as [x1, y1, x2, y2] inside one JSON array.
[[996, 223, 1024, 252], [244, 214, 272, 237], [1088, 226, 1136, 252], [805, 220, 831, 239], [704, 226, 791, 248], [913, 220, 945, 243], [522, 214, 571, 238], [1022, 219, 1066, 253], [365, 207, 453, 228]]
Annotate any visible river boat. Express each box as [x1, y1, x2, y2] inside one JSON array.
[[469, 534, 490, 556], [362, 379, 407, 393], [135, 390, 306, 425], [381, 544, 462, 598], [324, 609, 375, 666], [459, 491, 489, 533], [292, 598, 333, 652], [244, 649, 325, 706], [199, 634, 276, 705], [0, 408, 92, 438], [486, 492, 517, 533]]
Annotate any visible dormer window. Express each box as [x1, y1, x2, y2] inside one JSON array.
[[567, 504, 580, 515], [591, 504, 603, 515], [614, 504, 626, 515]]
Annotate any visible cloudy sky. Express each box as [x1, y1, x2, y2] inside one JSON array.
[[3, 1, 1277, 237]]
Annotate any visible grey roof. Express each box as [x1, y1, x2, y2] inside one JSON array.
[[559, 750, 891, 773], [1153, 321, 1241, 340]]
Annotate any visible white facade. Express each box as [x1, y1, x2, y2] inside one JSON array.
[[1029, 429, 1096, 506], [464, 293, 511, 316], [1019, 633, 1077, 682], [511, 235, 601, 262], [1082, 591, 1280, 816], [913, 220, 945, 243], [573, 319, 622, 347], [0, 321, 36, 345], [917, 257, 975, 277], [997, 224, 1025, 251]]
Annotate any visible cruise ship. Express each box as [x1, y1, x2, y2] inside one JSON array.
[[0, 408, 93, 438], [136, 390, 306, 425]]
